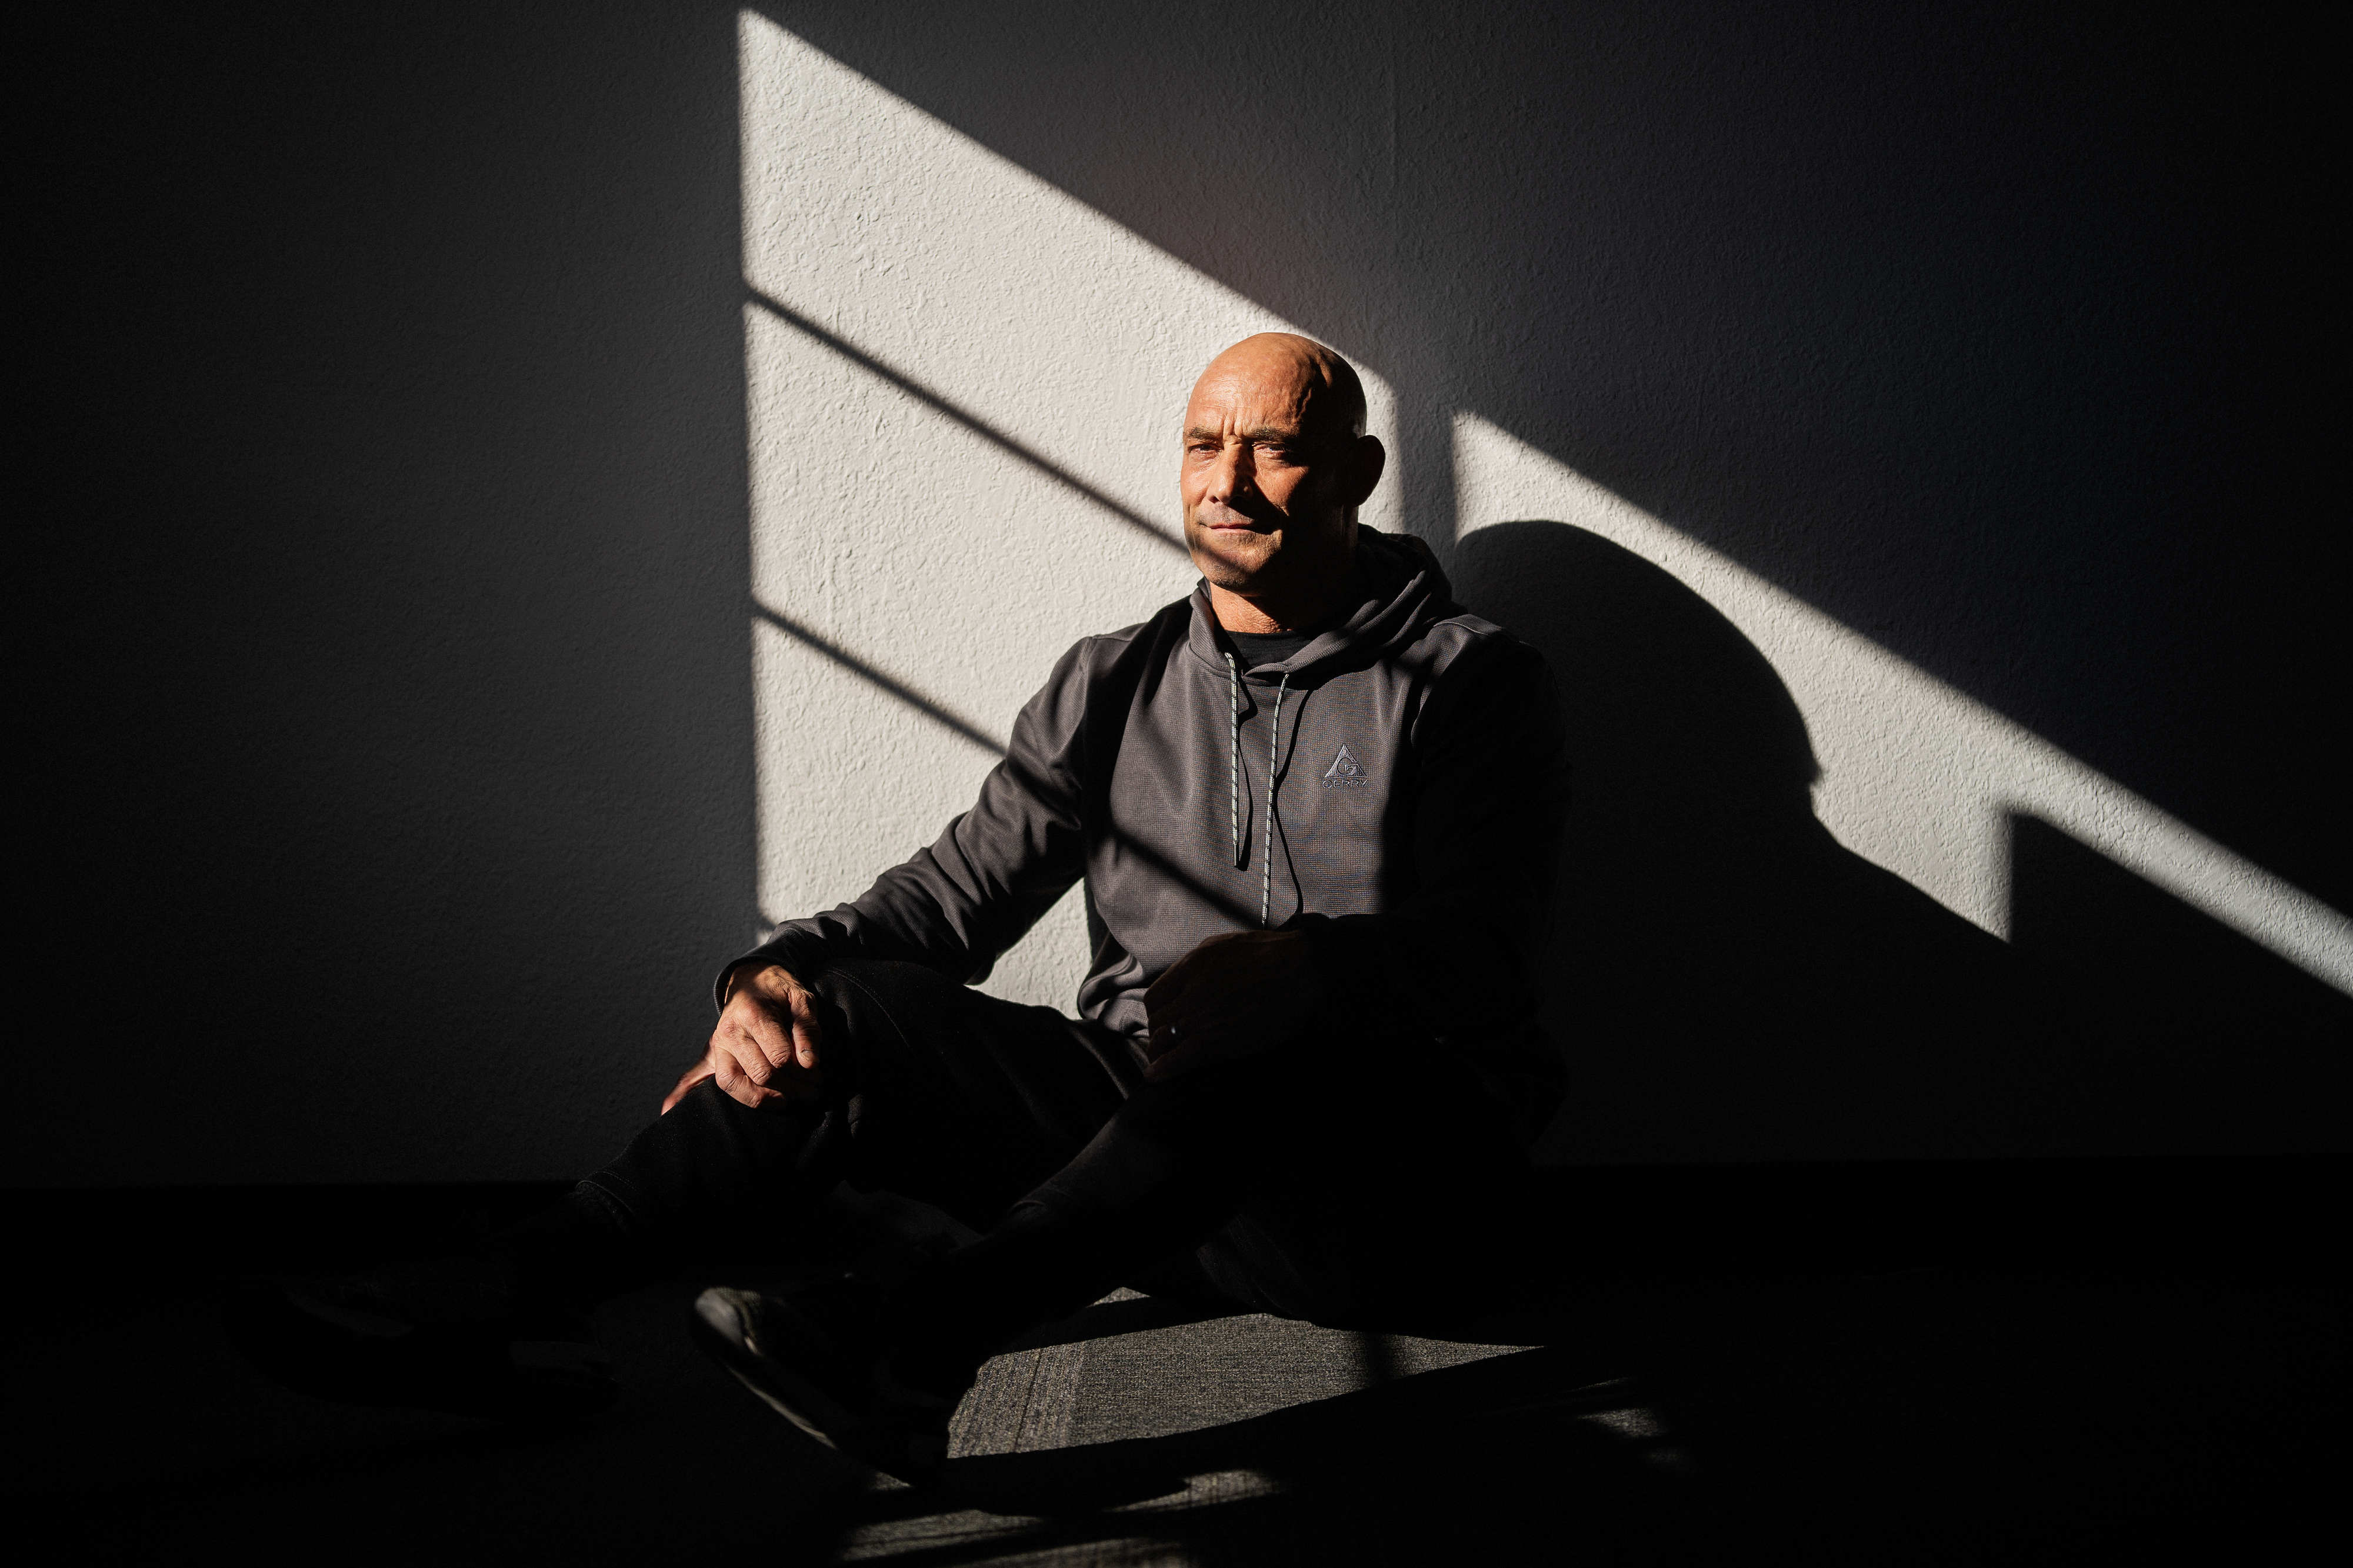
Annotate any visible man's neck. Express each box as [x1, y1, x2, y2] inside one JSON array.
[[1208, 548, 1360, 635]]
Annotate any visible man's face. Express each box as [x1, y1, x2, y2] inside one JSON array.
[[1179, 348, 1357, 595]]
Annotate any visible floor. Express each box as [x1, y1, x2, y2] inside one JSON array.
[[16, 1169, 2342, 1563]]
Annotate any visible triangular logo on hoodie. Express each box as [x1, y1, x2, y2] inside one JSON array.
[[1321, 744, 1369, 788]]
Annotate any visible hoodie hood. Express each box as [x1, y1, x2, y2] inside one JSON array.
[[1182, 526, 1458, 683], [1179, 526, 1467, 927]]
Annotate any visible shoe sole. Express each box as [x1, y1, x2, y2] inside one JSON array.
[[689, 1287, 862, 1450]]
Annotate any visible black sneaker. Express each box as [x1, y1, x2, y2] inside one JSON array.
[[691, 1281, 964, 1488], [223, 1255, 618, 1423]]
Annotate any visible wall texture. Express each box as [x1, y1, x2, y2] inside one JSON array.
[[22, 2, 2347, 1183]]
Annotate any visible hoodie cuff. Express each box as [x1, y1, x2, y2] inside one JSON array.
[[710, 930, 831, 1014]]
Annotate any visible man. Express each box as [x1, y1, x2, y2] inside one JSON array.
[[233, 333, 1569, 1487]]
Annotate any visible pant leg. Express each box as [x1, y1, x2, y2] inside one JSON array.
[[506, 959, 1136, 1302], [1195, 1062, 1535, 1324], [892, 1023, 1530, 1374]]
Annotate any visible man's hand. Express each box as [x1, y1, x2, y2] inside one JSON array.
[[1143, 929, 1327, 1080], [664, 963, 825, 1113]]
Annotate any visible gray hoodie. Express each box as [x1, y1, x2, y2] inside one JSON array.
[[728, 528, 1571, 1135]]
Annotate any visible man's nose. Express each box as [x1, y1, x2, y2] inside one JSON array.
[[1204, 441, 1254, 503]]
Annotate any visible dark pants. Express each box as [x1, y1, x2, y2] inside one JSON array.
[[561, 960, 1524, 1352]]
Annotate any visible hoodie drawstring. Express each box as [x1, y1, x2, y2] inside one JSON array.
[[1221, 652, 1290, 928], [1224, 653, 1244, 870], [1261, 670, 1289, 927]]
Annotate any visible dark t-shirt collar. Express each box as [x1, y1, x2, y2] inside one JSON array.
[[1222, 627, 1317, 669]]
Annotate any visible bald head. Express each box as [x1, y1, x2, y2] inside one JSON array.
[[1189, 332, 1368, 452], [1179, 333, 1386, 634]]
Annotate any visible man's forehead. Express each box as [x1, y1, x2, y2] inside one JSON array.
[[1181, 332, 1367, 441], [1183, 365, 1320, 430]]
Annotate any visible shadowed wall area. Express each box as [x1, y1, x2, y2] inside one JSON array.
[[20, 4, 757, 1182], [19, 1, 2347, 1185]]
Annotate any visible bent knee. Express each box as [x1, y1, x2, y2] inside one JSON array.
[[808, 958, 973, 1020]]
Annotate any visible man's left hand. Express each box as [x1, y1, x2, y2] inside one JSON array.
[[1143, 929, 1327, 1079]]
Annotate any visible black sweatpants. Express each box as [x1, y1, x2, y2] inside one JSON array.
[[565, 959, 1523, 1347]]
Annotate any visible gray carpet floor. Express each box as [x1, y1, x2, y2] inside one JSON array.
[[22, 1260, 2332, 1563], [857, 1290, 1546, 1563]]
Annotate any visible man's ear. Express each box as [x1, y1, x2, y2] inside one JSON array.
[[1342, 433, 1387, 507]]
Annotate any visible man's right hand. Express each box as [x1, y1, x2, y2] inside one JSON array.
[[662, 963, 825, 1113]]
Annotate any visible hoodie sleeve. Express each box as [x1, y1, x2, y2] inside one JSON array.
[[714, 640, 1096, 1006], [1292, 631, 1571, 1047]]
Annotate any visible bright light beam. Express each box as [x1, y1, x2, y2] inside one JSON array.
[[1455, 413, 2353, 993], [738, 14, 1397, 1006], [739, 12, 2350, 1005]]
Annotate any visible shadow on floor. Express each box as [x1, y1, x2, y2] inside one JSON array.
[[16, 1160, 2342, 1563]]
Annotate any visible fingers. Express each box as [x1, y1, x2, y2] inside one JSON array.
[[1145, 929, 1283, 1017], [1144, 932, 1228, 1008], [709, 1037, 781, 1109], [745, 995, 825, 1100], [731, 967, 823, 1070], [741, 1007, 796, 1080], [1151, 943, 1353, 1079], [1144, 942, 1224, 1051], [1147, 984, 1258, 1057], [782, 984, 823, 1071], [1146, 992, 1255, 1062], [1148, 985, 1218, 1059], [708, 1005, 786, 1107], [701, 982, 828, 1110], [1144, 932, 1241, 1010], [1145, 929, 1325, 1068]]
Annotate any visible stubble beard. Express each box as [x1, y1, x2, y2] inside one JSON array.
[[1184, 509, 1280, 590]]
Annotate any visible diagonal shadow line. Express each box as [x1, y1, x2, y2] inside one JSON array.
[[745, 288, 1189, 559], [752, 600, 1006, 755], [751, 599, 1268, 930]]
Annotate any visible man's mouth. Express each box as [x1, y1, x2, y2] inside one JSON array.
[[1196, 503, 1269, 532]]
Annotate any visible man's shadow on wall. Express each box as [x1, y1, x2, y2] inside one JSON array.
[[1452, 521, 2351, 1162]]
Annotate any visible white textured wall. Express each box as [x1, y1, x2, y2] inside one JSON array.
[[739, 15, 2349, 1013], [739, 18, 1397, 1005]]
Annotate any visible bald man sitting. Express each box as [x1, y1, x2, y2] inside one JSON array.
[[232, 335, 1569, 1488]]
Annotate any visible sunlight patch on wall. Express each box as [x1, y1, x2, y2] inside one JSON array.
[[739, 14, 2348, 1005], [1455, 413, 2353, 993], [739, 13, 1397, 1006]]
